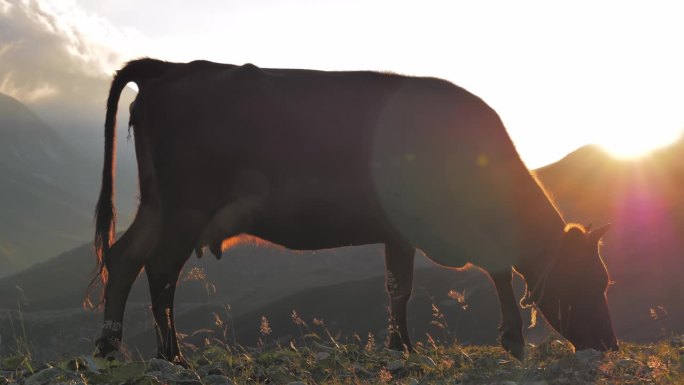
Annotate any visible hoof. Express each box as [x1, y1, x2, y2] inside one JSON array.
[[500, 334, 525, 361], [157, 353, 188, 368], [95, 336, 120, 359], [387, 334, 413, 353], [174, 355, 189, 368]]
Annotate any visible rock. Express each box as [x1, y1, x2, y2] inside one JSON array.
[[314, 351, 330, 361], [24, 367, 76, 385], [81, 356, 105, 372], [668, 336, 684, 347], [383, 348, 403, 359], [574, 349, 601, 368], [169, 371, 202, 385], [500, 381, 517, 385], [201, 374, 234, 385], [131, 374, 163, 385], [197, 364, 225, 377], [148, 358, 183, 374], [387, 359, 404, 371], [351, 364, 371, 376], [616, 358, 635, 368], [145, 358, 201, 385], [549, 357, 574, 375]]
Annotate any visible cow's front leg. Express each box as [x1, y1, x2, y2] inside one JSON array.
[[490, 268, 525, 360], [384, 242, 415, 352], [145, 249, 195, 362], [146, 261, 185, 365], [146, 212, 204, 365]]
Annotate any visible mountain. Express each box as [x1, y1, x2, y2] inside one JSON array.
[[0, 92, 139, 277], [535, 138, 684, 342], [0, 93, 94, 276]]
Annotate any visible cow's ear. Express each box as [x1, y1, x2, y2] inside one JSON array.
[[589, 224, 611, 243], [561, 224, 587, 252]]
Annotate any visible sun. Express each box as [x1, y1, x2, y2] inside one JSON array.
[[598, 129, 683, 160]]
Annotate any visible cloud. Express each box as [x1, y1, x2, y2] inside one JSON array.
[[0, 0, 144, 109]]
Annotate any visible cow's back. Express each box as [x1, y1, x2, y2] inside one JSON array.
[[131, 62, 543, 269]]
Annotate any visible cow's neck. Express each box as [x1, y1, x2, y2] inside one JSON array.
[[512, 184, 566, 290]]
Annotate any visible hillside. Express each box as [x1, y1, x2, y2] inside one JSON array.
[[0, 92, 139, 277], [0, 93, 93, 276]]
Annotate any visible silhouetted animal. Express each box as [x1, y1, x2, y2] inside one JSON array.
[[92, 59, 617, 364]]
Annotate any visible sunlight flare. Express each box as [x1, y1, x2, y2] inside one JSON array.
[[598, 129, 683, 160]]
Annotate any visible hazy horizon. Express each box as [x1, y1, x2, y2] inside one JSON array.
[[1, 0, 683, 169]]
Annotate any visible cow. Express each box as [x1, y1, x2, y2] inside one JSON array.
[[91, 58, 618, 364]]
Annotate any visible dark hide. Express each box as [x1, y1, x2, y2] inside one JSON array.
[[92, 59, 617, 364]]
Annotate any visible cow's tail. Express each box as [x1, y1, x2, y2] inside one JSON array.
[[87, 58, 174, 308]]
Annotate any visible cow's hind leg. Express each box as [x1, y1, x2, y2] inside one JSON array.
[[96, 207, 160, 358], [491, 268, 525, 360], [384, 242, 415, 351], [145, 212, 204, 365]]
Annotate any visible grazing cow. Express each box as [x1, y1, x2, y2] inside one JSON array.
[[92, 59, 618, 364]]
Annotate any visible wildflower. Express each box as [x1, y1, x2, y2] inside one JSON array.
[[260, 316, 272, 336], [647, 356, 667, 377], [365, 332, 376, 352], [426, 333, 438, 350], [352, 333, 362, 344], [598, 361, 613, 376], [439, 357, 455, 370], [378, 368, 393, 383], [430, 303, 446, 329], [182, 267, 207, 281], [213, 312, 224, 328], [291, 310, 307, 327], [447, 289, 468, 310]]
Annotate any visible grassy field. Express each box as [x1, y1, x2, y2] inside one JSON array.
[[1, 328, 683, 385]]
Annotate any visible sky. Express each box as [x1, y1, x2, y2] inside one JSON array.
[[2, 0, 684, 168]]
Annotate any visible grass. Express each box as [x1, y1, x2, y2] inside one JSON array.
[[1, 277, 682, 384], [1, 290, 682, 384], [1, 332, 683, 384]]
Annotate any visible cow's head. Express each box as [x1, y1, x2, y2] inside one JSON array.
[[522, 224, 618, 351]]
